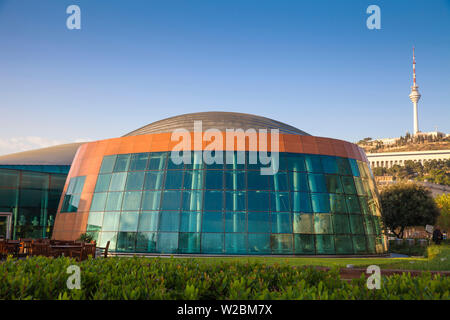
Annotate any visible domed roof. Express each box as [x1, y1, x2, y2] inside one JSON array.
[[123, 112, 310, 137]]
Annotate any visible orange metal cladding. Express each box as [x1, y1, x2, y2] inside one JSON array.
[[52, 133, 367, 240]]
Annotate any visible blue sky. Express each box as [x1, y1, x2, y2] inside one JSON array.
[[0, 0, 449, 155]]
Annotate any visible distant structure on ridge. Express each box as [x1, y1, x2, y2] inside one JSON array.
[[409, 47, 421, 135]]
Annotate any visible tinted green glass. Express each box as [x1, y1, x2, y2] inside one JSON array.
[[136, 232, 157, 252], [311, 193, 330, 213], [95, 174, 112, 193], [246, 152, 260, 170], [290, 192, 312, 213], [0, 170, 19, 188], [183, 170, 204, 189], [201, 233, 224, 254], [148, 152, 167, 170], [21, 172, 47, 190], [225, 211, 246, 232], [294, 234, 315, 254], [293, 213, 313, 234], [247, 171, 269, 190], [248, 212, 270, 233], [99, 155, 117, 173], [114, 154, 131, 172], [0, 189, 18, 207], [129, 153, 149, 171], [90, 193, 107, 211], [86, 212, 103, 232], [335, 235, 353, 254], [337, 158, 352, 176], [359, 196, 370, 215], [141, 191, 161, 210], [125, 172, 145, 191], [305, 155, 323, 173], [286, 154, 306, 172], [271, 234, 293, 254], [288, 171, 309, 192], [165, 170, 184, 189], [329, 194, 347, 213], [185, 151, 204, 170], [269, 172, 289, 192], [119, 212, 139, 232], [144, 171, 164, 190], [315, 235, 335, 254], [248, 233, 270, 254], [180, 211, 202, 232], [102, 212, 120, 231], [225, 191, 246, 211], [247, 191, 269, 211], [333, 214, 350, 234], [349, 158, 360, 177], [182, 190, 203, 211], [122, 191, 142, 211], [205, 170, 224, 189], [349, 214, 365, 234], [203, 190, 223, 211], [308, 174, 327, 193], [167, 155, 185, 169], [364, 215, 375, 235], [354, 177, 365, 195], [203, 150, 224, 170], [157, 232, 178, 253], [346, 195, 361, 213], [109, 172, 127, 191], [224, 151, 245, 170], [314, 213, 333, 234], [352, 235, 367, 253], [179, 233, 201, 253], [225, 233, 247, 254], [202, 211, 224, 232], [73, 176, 86, 195], [159, 211, 180, 232], [161, 191, 181, 210], [271, 192, 290, 212], [138, 211, 159, 232], [342, 176, 357, 194], [225, 170, 245, 190], [271, 212, 292, 233], [321, 156, 339, 174], [366, 235, 376, 254], [105, 192, 123, 211], [98, 232, 117, 250], [325, 175, 343, 194]]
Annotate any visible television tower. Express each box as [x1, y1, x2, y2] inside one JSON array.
[[409, 47, 421, 135]]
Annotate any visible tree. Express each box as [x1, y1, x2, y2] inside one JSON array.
[[380, 182, 440, 238], [435, 193, 450, 232]]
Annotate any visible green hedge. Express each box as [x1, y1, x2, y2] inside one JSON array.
[[0, 256, 448, 300]]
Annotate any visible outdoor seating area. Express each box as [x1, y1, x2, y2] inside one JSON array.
[[0, 239, 110, 261]]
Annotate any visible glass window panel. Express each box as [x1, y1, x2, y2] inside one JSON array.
[[201, 233, 224, 254], [102, 212, 120, 231], [141, 191, 161, 211], [311, 193, 330, 213], [225, 211, 246, 233], [349, 214, 365, 234], [247, 171, 269, 190], [180, 211, 202, 232], [182, 190, 203, 211], [366, 235, 376, 254], [119, 212, 139, 232], [203, 190, 223, 211], [125, 172, 145, 191], [336, 157, 352, 175], [129, 153, 149, 171], [268, 172, 288, 191], [271, 234, 293, 254], [205, 170, 224, 190], [290, 192, 312, 213], [72, 176, 86, 194], [314, 213, 333, 234], [66, 178, 77, 195], [225, 191, 246, 211], [159, 211, 180, 232], [293, 213, 313, 234], [270, 192, 290, 212], [104, 192, 123, 211], [288, 171, 309, 192], [144, 171, 165, 190], [20, 172, 49, 189], [359, 197, 370, 215], [167, 154, 185, 170], [90, 193, 107, 212], [136, 232, 157, 252], [286, 154, 306, 172], [354, 177, 365, 196], [68, 194, 80, 212], [349, 158, 360, 177], [99, 155, 117, 174], [121, 191, 142, 211], [183, 170, 204, 190], [364, 215, 375, 235], [86, 212, 103, 232], [315, 235, 335, 254], [308, 174, 327, 193], [321, 156, 339, 174], [98, 232, 117, 250], [329, 194, 347, 213], [0, 189, 18, 207], [352, 235, 367, 253], [225, 233, 247, 254], [294, 234, 315, 254], [271, 212, 292, 233], [95, 174, 112, 193], [346, 195, 361, 213], [333, 214, 351, 234], [247, 191, 269, 211], [248, 212, 270, 233], [203, 151, 224, 170], [148, 152, 167, 170], [164, 170, 184, 189], [225, 170, 245, 190], [138, 211, 159, 232], [325, 175, 343, 194], [248, 233, 270, 254], [0, 170, 19, 188], [161, 191, 181, 210], [185, 151, 204, 170], [341, 176, 357, 194], [114, 154, 131, 172], [246, 151, 260, 171], [335, 235, 353, 254], [157, 232, 178, 253], [224, 151, 245, 170], [304, 155, 323, 173], [179, 233, 201, 253], [202, 211, 224, 232], [109, 172, 127, 191]]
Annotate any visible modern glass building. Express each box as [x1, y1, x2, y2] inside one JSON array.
[[52, 112, 388, 255], [0, 143, 82, 239]]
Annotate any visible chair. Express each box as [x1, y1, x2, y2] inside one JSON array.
[[96, 241, 110, 259]]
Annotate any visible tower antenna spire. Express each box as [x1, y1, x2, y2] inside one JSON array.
[[409, 47, 421, 135]]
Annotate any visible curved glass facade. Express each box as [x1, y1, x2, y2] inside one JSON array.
[[80, 151, 387, 255]]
